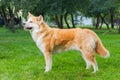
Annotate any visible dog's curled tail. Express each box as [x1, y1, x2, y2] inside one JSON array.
[[95, 38, 110, 58]]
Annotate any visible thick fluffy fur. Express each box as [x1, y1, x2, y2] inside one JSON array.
[[23, 13, 110, 73]]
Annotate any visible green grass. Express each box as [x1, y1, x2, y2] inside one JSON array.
[[0, 27, 120, 80]]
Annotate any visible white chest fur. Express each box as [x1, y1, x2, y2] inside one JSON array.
[[31, 30, 46, 54]]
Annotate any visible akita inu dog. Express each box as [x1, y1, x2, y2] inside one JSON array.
[[23, 13, 110, 73]]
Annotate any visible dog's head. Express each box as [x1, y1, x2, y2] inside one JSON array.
[[23, 12, 43, 31]]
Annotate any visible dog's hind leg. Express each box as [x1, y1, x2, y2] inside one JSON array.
[[44, 52, 52, 72], [84, 56, 91, 70], [80, 48, 98, 73], [83, 52, 98, 73], [79, 49, 91, 69]]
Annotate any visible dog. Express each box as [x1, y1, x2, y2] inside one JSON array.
[[23, 12, 110, 73]]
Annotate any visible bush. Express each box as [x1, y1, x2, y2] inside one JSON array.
[[6, 18, 22, 33]]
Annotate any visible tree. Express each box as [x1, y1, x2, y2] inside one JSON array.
[[0, 0, 22, 32], [84, 0, 120, 29], [1, 0, 120, 32]]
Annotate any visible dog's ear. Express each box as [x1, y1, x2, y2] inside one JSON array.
[[38, 15, 43, 22], [28, 12, 33, 17]]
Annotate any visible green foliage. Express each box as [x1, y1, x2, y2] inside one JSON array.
[[0, 0, 120, 29], [0, 0, 22, 32], [0, 27, 120, 80], [0, 0, 120, 18], [86, 0, 118, 16]]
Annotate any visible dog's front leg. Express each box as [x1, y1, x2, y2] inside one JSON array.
[[44, 52, 52, 72]]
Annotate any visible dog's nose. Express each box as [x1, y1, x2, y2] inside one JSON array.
[[23, 23, 25, 25]]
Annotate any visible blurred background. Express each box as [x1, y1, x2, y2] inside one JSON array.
[[0, 0, 120, 33]]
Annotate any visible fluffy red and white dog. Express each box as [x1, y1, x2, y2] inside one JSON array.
[[23, 13, 110, 73]]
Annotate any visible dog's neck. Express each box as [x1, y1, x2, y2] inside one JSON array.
[[40, 21, 50, 31], [30, 21, 51, 42]]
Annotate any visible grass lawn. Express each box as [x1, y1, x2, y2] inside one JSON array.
[[0, 27, 120, 80]]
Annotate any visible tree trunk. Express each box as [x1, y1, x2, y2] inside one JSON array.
[[8, 6, 14, 19], [99, 20, 104, 29], [71, 13, 75, 28], [64, 12, 70, 28], [100, 14, 109, 29], [55, 14, 61, 28], [1, 8, 8, 26], [60, 15, 63, 28], [118, 25, 120, 34], [110, 7, 114, 29], [117, 19, 120, 34], [95, 14, 100, 29]]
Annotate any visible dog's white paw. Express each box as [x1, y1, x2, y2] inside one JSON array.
[[44, 70, 49, 73], [44, 68, 51, 72]]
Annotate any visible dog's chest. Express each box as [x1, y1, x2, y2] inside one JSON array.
[[31, 31, 46, 53]]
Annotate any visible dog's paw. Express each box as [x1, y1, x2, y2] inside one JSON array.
[[44, 69, 51, 73], [44, 70, 49, 72]]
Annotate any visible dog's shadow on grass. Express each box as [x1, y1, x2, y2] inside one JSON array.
[[80, 72, 96, 77]]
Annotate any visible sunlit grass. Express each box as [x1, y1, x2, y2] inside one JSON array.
[[0, 27, 120, 80]]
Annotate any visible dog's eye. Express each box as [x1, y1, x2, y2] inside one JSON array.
[[29, 21, 32, 23]]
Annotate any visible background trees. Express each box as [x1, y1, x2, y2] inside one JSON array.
[[0, 0, 21, 32], [0, 0, 120, 32]]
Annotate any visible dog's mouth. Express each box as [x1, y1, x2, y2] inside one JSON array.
[[24, 26, 32, 30]]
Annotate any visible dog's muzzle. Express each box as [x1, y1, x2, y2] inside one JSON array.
[[23, 23, 32, 30]]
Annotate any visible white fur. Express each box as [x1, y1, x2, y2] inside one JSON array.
[[90, 36, 96, 49], [67, 44, 80, 50], [31, 30, 52, 72], [53, 44, 79, 54], [104, 51, 110, 58], [28, 18, 32, 22], [44, 55, 52, 72], [30, 29, 46, 54], [79, 49, 92, 69]]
